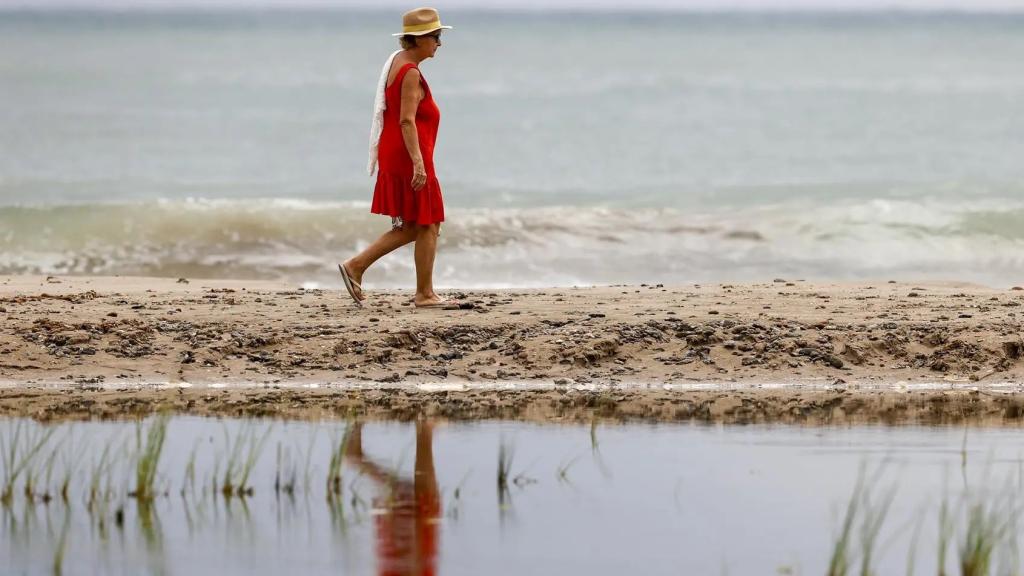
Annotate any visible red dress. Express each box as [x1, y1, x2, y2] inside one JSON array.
[[371, 62, 445, 228]]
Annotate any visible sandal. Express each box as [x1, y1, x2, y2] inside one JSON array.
[[337, 263, 364, 307]]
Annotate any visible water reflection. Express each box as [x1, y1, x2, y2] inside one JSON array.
[[346, 421, 441, 576], [4, 417, 1024, 575]]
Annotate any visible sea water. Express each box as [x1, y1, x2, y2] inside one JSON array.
[[2, 10, 1023, 287]]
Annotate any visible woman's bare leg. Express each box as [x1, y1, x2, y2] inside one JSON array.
[[413, 223, 442, 306], [343, 224, 418, 299]]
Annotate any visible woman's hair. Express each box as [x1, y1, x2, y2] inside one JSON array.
[[399, 35, 418, 49]]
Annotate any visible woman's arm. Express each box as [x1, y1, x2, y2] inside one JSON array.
[[399, 69, 427, 191]]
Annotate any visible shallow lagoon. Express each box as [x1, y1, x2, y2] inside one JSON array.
[[3, 417, 1024, 575]]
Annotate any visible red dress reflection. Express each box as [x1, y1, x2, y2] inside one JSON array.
[[346, 422, 441, 576]]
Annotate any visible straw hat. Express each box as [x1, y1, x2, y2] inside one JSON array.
[[391, 7, 453, 37]]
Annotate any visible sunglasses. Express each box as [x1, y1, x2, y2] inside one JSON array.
[[424, 32, 442, 42]]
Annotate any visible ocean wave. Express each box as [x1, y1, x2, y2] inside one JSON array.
[[0, 198, 1022, 288]]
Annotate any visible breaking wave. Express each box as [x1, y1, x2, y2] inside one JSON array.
[[1, 197, 1022, 288]]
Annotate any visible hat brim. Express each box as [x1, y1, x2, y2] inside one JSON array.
[[392, 25, 452, 37]]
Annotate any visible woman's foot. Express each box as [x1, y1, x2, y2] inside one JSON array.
[[340, 261, 366, 301], [413, 292, 447, 308]]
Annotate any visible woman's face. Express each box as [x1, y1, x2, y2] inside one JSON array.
[[422, 32, 442, 57]]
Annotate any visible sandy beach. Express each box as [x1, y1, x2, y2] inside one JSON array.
[[0, 275, 1021, 423]]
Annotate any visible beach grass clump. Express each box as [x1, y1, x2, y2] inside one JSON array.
[[826, 468, 895, 576], [497, 437, 513, 502], [220, 424, 271, 498], [88, 442, 116, 510], [57, 435, 85, 505], [130, 414, 169, 501], [827, 479, 859, 576], [1, 421, 57, 505], [858, 486, 895, 575], [21, 442, 53, 501], [937, 497, 955, 576], [326, 425, 353, 501], [34, 441, 62, 502], [823, 467, 1022, 576], [274, 441, 303, 498], [274, 442, 288, 497], [958, 491, 1018, 576], [59, 460, 73, 504], [181, 439, 201, 499]]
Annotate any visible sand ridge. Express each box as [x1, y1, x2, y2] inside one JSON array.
[[1, 275, 1022, 422]]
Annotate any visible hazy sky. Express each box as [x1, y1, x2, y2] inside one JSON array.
[[3, 0, 1024, 10]]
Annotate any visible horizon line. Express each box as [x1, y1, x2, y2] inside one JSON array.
[[3, 4, 1024, 13]]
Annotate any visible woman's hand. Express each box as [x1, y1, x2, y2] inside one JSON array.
[[411, 161, 427, 191]]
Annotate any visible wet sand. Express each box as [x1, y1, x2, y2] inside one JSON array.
[[1, 275, 1022, 424]]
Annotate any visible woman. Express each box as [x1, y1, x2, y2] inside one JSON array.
[[339, 7, 451, 309]]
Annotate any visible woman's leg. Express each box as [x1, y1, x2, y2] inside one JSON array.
[[343, 224, 418, 299], [413, 223, 442, 306]]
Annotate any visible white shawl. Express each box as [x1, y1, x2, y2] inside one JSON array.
[[367, 50, 402, 176]]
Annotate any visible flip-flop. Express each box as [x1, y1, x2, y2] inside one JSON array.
[[337, 263, 363, 307]]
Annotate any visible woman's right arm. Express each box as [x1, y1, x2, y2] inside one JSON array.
[[399, 69, 427, 191]]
